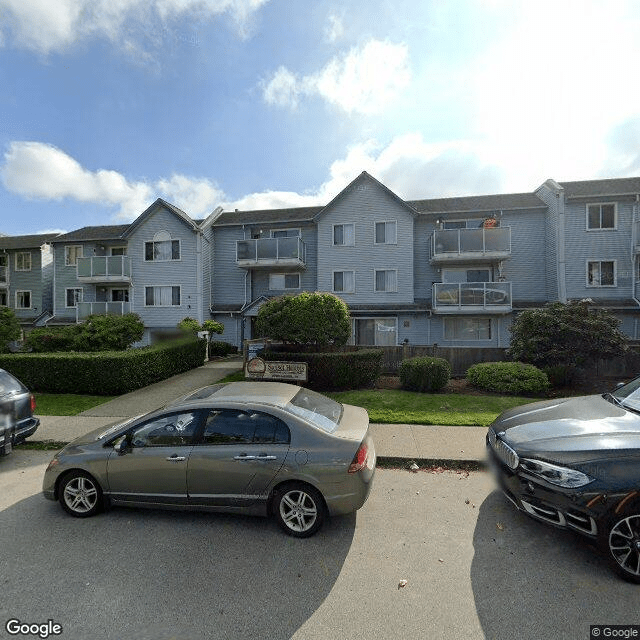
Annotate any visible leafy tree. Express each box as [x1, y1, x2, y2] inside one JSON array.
[[0, 307, 21, 352], [202, 320, 224, 335], [177, 317, 202, 333], [255, 292, 350, 348], [73, 313, 145, 351], [508, 300, 627, 370]]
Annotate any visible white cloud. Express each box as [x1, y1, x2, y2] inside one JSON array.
[[0, 0, 269, 54], [262, 39, 411, 114], [325, 13, 344, 43], [156, 174, 225, 216]]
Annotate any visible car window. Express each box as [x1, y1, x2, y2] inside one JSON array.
[[200, 409, 290, 445], [0, 371, 25, 396], [612, 377, 640, 411], [130, 411, 199, 447], [286, 388, 343, 433]]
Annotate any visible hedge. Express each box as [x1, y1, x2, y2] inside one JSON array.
[[466, 361, 550, 396], [0, 338, 207, 395], [260, 349, 383, 391], [399, 356, 451, 392], [209, 341, 238, 357]]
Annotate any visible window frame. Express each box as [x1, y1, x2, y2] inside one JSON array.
[[443, 317, 492, 341], [110, 246, 127, 256], [15, 252, 32, 271], [586, 260, 617, 287], [269, 273, 301, 290], [352, 317, 398, 346], [65, 287, 84, 308], [332, 223, 355, 247], [64, 245, 83, 267], [374, 220, 397, 245], [270, 228, 301, 238], [332, 270, 355, 294], [197, 408, 291, 446], [374, 269, 398, 293], [586, 203, 617, 231], [144, 285, 182, 307], [0, 289, 7, 306], [143, 234, 181, 262], [15, 290, 32, 309]]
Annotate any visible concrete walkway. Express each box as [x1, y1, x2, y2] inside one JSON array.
[[33, 357, 488, 465]]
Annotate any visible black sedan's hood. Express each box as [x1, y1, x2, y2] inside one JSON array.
[[493, 395, 640, 458]]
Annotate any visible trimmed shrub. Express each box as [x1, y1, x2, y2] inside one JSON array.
[[260, 349, 383, 391], [399, 356, 451, 392], [0, 337, 206, 395], [467, 361, 549, 396], [209, 341, 238, 356], [0, 307, 21, 353]]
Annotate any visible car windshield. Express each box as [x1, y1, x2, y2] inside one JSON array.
[[0, 371, 25, 397], [286, 388, 343, 433], [612, 377, 640, 411]]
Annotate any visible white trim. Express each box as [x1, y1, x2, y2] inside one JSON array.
[[270, 228, 301, 238], [374, 220, 397, 245], [332, 223, 355, 246], [64, 245, 83, 266], [269, 273, 301, 290], [144, 284, 182, 306], [143, 236, 182, 262], [373, 269, 398, 292], [586, 259, 617, 287], [586, 202, 617, 231], [15, 251, 32, 271], [443, 317, 493, 341], [65, 287, 84, 308], [15, 290, 32, 309], [352, 316, 399, 346], [110, 246, 127, 256], [332, 270, 355, 294]]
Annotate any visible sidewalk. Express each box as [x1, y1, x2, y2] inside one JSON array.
[[32, 357, 487, 465]]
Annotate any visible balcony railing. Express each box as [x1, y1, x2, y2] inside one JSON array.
[[76, 301, 131, 322], [77, 256, 132, 283], [433, 282, 512, 313], [236, 237, 306, 269], [430, 227, 511, 263], [0, 265, 7, 285]]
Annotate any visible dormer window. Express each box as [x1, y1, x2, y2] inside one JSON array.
[[145, 231, 180, 261]]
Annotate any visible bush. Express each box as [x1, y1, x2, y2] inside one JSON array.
[[399, 356, 451, 392], [25, 326, 77, 353], [255, 292, 350, 348], [467, 362, 549, 396], [209, 341, 238, 356], [0, 337, 206, 395], [0, 307, 21, 353], [260, 349, 383, 391]]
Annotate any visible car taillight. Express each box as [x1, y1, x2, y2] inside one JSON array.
[[348, 442, 368, 474], [30, 394, 36, 413]]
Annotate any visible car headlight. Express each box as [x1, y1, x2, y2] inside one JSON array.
[[520, 458, 594, 488]]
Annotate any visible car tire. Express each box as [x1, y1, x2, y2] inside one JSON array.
[[600, 510, 640, 583], [273, 482, 325, 538], [59, 471, 103, 518]]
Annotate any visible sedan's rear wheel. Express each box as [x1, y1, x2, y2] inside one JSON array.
[[274, 483, 325, 538], [603, 512, 640, 583], [59, 471, 102, 518]]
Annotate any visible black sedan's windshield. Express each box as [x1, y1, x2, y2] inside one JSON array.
[[611, 377, 640, 411]]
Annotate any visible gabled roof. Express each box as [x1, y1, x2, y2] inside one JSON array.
[[214, 206, 322, 227], [52, 225, 130, 243], [0, 233, 61, 250], [124, 198, 199, 236], [409, 192, 546, 214], [559, 177, 640, 198]]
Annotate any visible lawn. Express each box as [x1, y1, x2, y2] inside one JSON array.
[[34, 393, 116, 416], [326, 389, 543, 426]]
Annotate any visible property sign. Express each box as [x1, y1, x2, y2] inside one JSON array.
[[245, 357, 308, 382]]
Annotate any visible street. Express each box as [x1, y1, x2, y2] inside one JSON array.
[[0, 451, 637, 640]]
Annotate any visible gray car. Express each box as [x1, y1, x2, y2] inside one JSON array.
[[0, 368, 39, 457], [43, 381, 376, 537]]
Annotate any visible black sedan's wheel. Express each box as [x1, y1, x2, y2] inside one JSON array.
[[604, 512, 640, 583], [274, 483, 325, 538], [59, 471, 102, 518]]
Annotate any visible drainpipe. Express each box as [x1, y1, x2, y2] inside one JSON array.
[[632, 195, 640, 310]]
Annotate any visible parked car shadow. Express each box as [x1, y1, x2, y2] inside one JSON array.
[[471, 490, 638, 640], [2, 494, 355, 640]]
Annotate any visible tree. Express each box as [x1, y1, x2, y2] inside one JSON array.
[[0, 307, 21, 353], [255, 292, 350, 348], [508, 300, 627, 370]]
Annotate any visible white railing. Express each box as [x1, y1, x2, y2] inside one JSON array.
[[236, 237, 305, 267], [431, 227, 511, 259], [433, 282, 512, 311]]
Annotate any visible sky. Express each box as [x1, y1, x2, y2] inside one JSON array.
[[1, 0, 640, 235]]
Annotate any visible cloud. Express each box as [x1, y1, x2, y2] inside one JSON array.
[[0, 0, 269, 54], [324, 13, 344, 43], [262, 39, 411, 114]]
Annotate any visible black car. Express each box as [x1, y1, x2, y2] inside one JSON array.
[[487, 376, 640, 583], [0, 369, 38, 456]]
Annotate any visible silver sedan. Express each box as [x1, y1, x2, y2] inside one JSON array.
[[43, 382, 376, 537]]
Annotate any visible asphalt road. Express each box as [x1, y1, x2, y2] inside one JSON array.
[[0, 451, 638, 640]]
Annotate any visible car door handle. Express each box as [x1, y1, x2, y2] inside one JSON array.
[[166, 455, 187, 462], [234, 455, 257, 460], [256, 455, 277, 461]]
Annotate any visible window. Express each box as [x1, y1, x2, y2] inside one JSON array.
[[0, 289, 7, 306], [354, 318, 397, 346], [587, 261, 616, 286], [111, 289, 129, 302], [15, 291, 31, 309], [443, 219, 485, 229], [65, 288, 83, 308], [375, 221, 397, 244], [333, 223, 355, 246], [65, 245, 83, 266], [15, 252, 31, 271], [145, 286, 181, 306], [200, 409, 290, 445], [333, 270, 355, 293], [587, 203, 616, 230], [110, 246, 127, 256], [374, 270, 397, 292], [144, 231, 180, 261], [442, 268, 491, 283], [0, 255, 7, 284], [444, 318, 492, 340], [271, 229, 301, 238], [269, 273, 300, 290], [130, 411, 199, 447]]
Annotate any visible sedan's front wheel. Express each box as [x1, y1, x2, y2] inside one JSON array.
[[59, 471, 102, 518], [603, 512, 640, 583], [274, 483, 325, 538]]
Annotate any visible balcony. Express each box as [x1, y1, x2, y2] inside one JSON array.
[[0, 265, 7, 285], [77, 256, 132, 283], [77, 301, 131, 322], [236, 237, 306, 270], [432, 282, 512, 314], [430, 227, 511, 264]]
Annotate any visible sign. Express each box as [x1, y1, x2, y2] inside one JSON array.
[[245, 357, 308, 382], [247, 342, 265, 360]]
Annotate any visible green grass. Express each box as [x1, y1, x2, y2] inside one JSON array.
[[217, 371, 245, 383], [34, 393, 116, 416], [326, 389, 543, 426]]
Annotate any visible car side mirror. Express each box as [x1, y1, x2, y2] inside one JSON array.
[[615, 382, 625, 390], [114, 436, 130, 455]]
